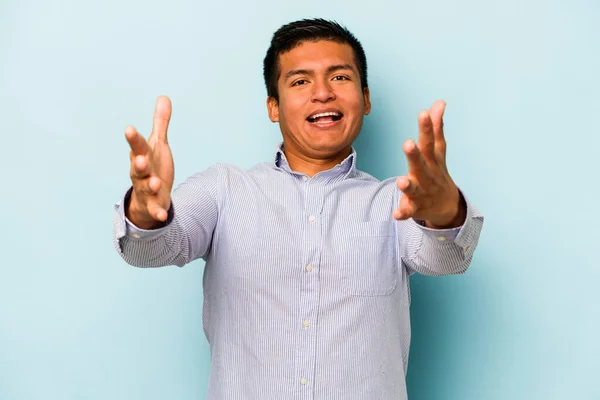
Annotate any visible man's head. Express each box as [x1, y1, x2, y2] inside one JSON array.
[[263, 19, 371, 164]]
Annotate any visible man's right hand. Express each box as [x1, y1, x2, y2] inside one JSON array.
[[124, 96, 174, 230]]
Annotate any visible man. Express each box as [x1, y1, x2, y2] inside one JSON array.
[[113, 18, 483, 400]]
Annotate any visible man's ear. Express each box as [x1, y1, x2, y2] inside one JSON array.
[[363, 87, 371, 115], [267, 96, 280, 122]]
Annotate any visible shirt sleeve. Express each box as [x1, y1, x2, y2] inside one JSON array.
[[112, 165, 222, 268], [397, 187, 484, 276]]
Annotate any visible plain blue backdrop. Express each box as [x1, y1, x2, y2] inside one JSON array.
[[1, 0, 598, 399]]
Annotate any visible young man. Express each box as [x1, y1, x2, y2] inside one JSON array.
[[113, 18, 484, 400]]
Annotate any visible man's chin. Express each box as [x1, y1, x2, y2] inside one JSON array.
[[305, 141, 353, 159]]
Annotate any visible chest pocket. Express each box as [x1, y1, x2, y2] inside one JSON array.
[[333, 221, 398, 296]]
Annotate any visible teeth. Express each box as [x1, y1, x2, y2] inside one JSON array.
[[310, 111, 341, 119]]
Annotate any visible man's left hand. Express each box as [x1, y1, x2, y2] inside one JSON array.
[[392, 100, 466, 229]]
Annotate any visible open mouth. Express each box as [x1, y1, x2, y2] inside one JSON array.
[[306, 111, 343, 124]]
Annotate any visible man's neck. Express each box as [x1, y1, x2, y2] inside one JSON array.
[[283, 146, 352, 178]]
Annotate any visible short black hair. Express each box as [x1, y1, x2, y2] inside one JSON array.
[[263, 18, 368, 102]]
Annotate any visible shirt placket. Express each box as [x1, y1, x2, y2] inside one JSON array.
[[295, 175, 323, 400]]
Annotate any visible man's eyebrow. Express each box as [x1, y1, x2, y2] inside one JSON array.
[[327, 64, 355, 74], [284, 69, 312, 81], [284, 64, 356, 81]]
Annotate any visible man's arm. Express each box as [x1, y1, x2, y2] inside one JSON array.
[[113, 168, 221, 268], [393, 100, 484, 275], [113, 95, 220, 268]]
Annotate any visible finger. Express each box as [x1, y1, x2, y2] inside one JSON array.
[[148, 176, 161, 193], [150, 95, 172, 145], [403, 139, 429, 178], [396, 176, 419, 196], [429, 100, 447, 165], [429, 100, 446, 138], [132, 175, 162, 198], [417, 110, 435, 161], [393, 195, 418, 220], [147, 199, 168, 222], [125, 126, 149, 156], [130, 155, 151, 180]]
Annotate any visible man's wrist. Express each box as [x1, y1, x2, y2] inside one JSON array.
[[424, 189, 467, 229]]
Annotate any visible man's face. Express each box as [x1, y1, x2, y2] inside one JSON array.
[[267, 40, 371, 160]]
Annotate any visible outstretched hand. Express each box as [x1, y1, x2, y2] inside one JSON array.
[[124, 96, 175, 229], [393, 100, 466, 229]]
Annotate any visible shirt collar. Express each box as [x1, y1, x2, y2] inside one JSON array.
[[273, 142, 357, 179]]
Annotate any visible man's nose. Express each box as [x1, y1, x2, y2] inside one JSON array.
[[310, 79, 335, 102]]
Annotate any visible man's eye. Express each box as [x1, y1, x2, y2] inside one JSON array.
[[333, 76, 349, 81], [292, 79, 307, 86]]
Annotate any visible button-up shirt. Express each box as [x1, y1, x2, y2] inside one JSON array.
[[113, 143, 484, 400]]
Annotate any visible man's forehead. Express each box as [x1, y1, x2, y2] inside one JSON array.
[[277, 41, 357, 72]]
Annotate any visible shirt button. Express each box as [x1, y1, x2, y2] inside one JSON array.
[[308, 215, 316, 223], [306, 264, 313, 272], [303, 320, 310, 328], [465, 245, 472, 253], [302, 176, 308, 182], [132, 234, 141, 239], [437, 236, 446, 242], [300, 377, 307, 385]]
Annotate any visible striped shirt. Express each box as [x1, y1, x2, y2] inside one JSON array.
[[113, 143, 484, 400]]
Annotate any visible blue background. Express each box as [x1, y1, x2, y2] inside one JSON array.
[[1, 0, 598, 398]]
